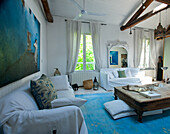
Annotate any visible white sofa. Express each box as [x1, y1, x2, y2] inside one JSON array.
[[100, 68, 152, 91], [0, 75, 88, 134]]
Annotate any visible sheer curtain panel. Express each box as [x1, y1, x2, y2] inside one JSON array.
[[66, 20, 81, 74], [90, 22, 102, 71], [133, 28, 144, 68]]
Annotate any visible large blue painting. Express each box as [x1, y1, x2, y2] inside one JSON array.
[[110, 51, 118, 65], [0, 0, 40, 87]]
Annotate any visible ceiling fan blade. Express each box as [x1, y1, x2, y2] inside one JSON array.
[[73, 13, 83, 20], [87, 11, 107, 16], [70, 0, 83, 11]]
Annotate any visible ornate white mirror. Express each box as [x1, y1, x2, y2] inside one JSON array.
[[107, 40, 128, 68]]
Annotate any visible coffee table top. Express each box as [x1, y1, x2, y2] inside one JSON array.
[[115, 84, 170, 103]]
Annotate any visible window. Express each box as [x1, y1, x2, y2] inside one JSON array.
[[75, 34, 95, 71], [139, 38, 150, 68]]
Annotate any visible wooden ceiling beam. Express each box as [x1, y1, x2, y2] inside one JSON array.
[[126, 0, 153, 25], [120, 5, 170, 31], [41, 0, 53, 23], [156, 0, 170, 5]]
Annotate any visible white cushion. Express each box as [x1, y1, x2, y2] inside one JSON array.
[[104, 100, 136, 119], [57, 88, 75, 98], [112, 70, 119, 78], [125, 69, 132, 77], [50, 75, 70, 91], [51, 98, 87, 108], [112, 111, 136, 119], [107, 72, 115, 80], [129, 68, 140, 77]]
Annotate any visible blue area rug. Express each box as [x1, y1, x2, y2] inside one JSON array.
[[76, 93, 170, 134]]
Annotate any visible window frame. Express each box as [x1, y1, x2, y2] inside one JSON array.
[[75, 33, 95, 71]]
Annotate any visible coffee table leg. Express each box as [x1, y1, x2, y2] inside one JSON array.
[[135, 110, 143, 123], [114, 89, 118, 100], [114, 93, 118, 100]]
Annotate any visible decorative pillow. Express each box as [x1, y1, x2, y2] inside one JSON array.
[[51, 98, 87, 108], [130, 68, 140, 77], [112, 70, 119, 78], [117, 70, 126, 78], [125, 69, 132, 77], [50, 75, 70, 91], [107, 72, 115, 80], [30, 74, 57, 109]]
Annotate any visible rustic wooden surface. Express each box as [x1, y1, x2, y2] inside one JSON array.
[[114, 84, 170, 122]]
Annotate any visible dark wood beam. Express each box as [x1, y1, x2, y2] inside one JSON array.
[[156, 0, 170, 5], [120, 5, 170, 31], [126, 0, 153, 25], [41, 0, 53, 23]]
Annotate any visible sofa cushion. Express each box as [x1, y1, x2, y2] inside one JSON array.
[[107, 72, 115, 80], [125, 69, 132, 77], [50, 75, 70, 91], [118, 70, 126, 78], [57, 88, 75, 98], [109, 77, 141, 84], [31, 74, 57, 109], [112, 70, 119, 78], [129, 68, 140, 77], [51, 98, 87, 108]]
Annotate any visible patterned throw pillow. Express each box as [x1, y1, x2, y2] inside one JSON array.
[[30, 74, 57, 109], [117, 70, 126, 78]]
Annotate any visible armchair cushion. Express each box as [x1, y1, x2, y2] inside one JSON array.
[[50, 75, 70, 91], [51, 98, 87, 108]]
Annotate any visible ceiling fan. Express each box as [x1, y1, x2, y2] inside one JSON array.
[[70, 0, 107, 20]]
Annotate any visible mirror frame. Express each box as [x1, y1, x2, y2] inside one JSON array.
[[107, 40, 129, 68]]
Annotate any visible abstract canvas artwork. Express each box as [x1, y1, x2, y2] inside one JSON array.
[[110, 51, 118, 65], [0, 0, 40, 87]]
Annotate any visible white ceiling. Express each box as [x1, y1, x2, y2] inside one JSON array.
[[48, 0, 170, 30]]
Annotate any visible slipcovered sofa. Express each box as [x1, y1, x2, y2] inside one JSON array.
[[0, 75, 88, 134], [100, 68, 152, 91]]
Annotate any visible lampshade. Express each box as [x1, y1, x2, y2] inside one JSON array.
[[54, 68, 61, 76], [166, 25, 170, 36], [154, 23, 166, 40]]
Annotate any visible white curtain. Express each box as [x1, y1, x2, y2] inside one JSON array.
[[66, 20, 81, 74], [90, 22, 102, 71], [149, 30, 157, 68], [133, 28, 144, 68]]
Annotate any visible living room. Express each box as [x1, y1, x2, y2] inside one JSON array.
[[0, 0, 170, 134]]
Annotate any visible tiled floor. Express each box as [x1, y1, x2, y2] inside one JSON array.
[[74, 86, 113, 95]]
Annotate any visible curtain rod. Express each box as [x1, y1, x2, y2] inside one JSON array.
[[65, 19, 107, 26]]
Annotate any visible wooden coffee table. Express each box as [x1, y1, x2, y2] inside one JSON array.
[[114, 85, 170, 122]]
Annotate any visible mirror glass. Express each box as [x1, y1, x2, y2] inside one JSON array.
[[109, 47, 128, 68]]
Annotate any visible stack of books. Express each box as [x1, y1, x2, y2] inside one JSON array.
[[140, 91, 161, 99]]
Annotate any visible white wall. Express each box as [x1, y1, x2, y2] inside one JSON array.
[[0, 0, 47, 98], [47, 16, 67, 76]]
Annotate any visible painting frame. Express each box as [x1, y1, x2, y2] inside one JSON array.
[[0, 0, 40, 88], [110, 51, 118, 65]]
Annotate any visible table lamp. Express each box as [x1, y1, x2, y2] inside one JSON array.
[[54, 68, 61, 76]]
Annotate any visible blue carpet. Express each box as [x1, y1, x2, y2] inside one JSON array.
[[76, 93, 170, 134]]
